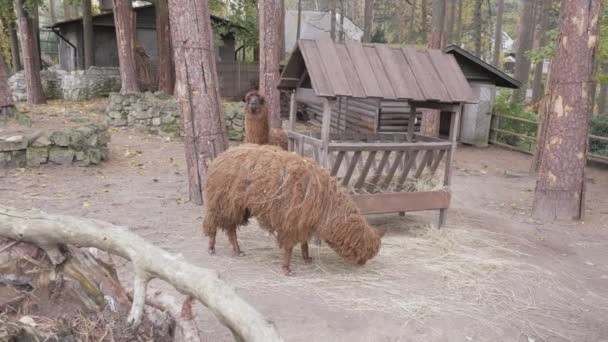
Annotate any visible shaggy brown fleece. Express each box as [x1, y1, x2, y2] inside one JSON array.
[[202, 144, 383, 274], [243, 91, 288, 150]]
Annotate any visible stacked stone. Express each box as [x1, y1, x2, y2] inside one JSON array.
[[8, 66, 66, 101], [222, 102, 245, 141], [61, 67, 121, 101], [0, 124, 110, 168]]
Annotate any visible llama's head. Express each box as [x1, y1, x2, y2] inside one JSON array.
[[244, 91, 265, 114], [322, 214, 385, 266]]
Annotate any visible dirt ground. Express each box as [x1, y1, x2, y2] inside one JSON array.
[[1, 102, 608, 341]]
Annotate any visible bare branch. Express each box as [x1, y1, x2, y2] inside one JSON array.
[[0, 206, 283, 342]]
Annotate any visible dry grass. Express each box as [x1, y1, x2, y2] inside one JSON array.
[[212, 216, 608, 341]]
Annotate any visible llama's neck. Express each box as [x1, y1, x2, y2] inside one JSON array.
[[245, 110, 270, 144]]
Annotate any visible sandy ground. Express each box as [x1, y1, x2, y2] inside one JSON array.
[[1, 105, 608, 341]]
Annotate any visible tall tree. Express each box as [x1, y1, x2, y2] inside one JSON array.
[[0, 1, 22, 72], [532, 0, 603, 221], [63, 1, 77, 20], [420, 0, 428, 44], [493, 0, 505, 66], [473, 0, 483, 57], [421, 0, 445, 136], [511, 0, 536, 105], [112, 0, 139, 94], [339, 0, 345, 42], [406, 0, 417, 43], [155, 0, 173, 94], [82, 0, 94, 69], [14, 0, 45, 104], [259, 0, 282, 128], [328, 0, 336, 41], [598, 64, 608, 114], [531, 0, 552, 104], [168, 0, 228, 204], [454, 0, 463, 45], [443, 0, 455, 47], [0, 46, 14, 114], [362, 0, 372, 43], [296, 0, 302, 40]]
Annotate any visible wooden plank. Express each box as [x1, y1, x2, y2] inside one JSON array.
[[352, 191, 451, 214], [429, 150, 446, 176], [367, 150, 391, 191], [313, 146, 320, 162], [374, 45, 422, 100], [331, 151, 346, 176], [492, 113, 538, 125], [489, 128, 536, 142], [414, 150, 434, 178], [427, 50, 473, 103], [295, 88, 323, 105], [344, 41, 383, 98], [321, 98, 333, 167], [342, 151, 362, 186], [315, 39, 353, 97], [334, 44, 366, 98], [443, 107, 461, 186], [397, 150, 419, 186], [299, 40, 334, 96], [354, 151, 377, 188], [402, 48, 450, 102], [407, 105, 416, 142], [363, 45, 397, 99], [288, 91, 296, 132], [328, 141, 452, 152], [381, 151, 405, 188]]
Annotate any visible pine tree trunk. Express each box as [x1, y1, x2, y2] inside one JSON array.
[[493, 0, 504, 66], [421, 0, 445, 137], [112, 0, 139, 94], [259, 0, 282, 128], [511, 0, 536, 105], [0, 47, 14, 110], [82, 0, 94, 69], [532, 0, 603, 221], [48, 0, 56, 23], [420, 0, 428, 44], [406, 0, 417, 43], [473, 0, 483, 57], [362, 0, 372, 43], [8, 15, 22, 72], [329, 0, 336, 41], [155, 0, 173, 94], [531, 0, 551, 104], [14, 0, 46, 104], [443, 0, 454, 47], [168, 0, 229, 205], [454, 0, 463, 45], [339, 0, 345, 42], [598, 64, 608, 115]]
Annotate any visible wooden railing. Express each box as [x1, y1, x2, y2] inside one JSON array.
[[489, 112, 608, 164]]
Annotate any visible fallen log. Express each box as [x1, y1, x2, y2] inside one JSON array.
[[0, 205, 283, 342]]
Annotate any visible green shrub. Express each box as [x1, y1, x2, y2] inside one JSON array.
[[590, 115, 608, 157], [493, 91, 538, 151]]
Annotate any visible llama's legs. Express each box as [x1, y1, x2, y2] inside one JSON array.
[[227, 227, 245, 256], [301, 242, 313, 263], [207, 234, 216, 255], [203, 217, 217, 255], [282, 247, 294, 275]]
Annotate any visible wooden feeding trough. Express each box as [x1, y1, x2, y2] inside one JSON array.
[[279, 39, 475, 227]]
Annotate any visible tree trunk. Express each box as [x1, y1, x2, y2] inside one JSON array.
[[454, 0, 463, 45], [296, 0, 302, 39], [531, 0, 551, 104], [407, 0, 417, 43], [421, 0, 446, 137], [155, 0, 173, 94], [493, 0, 504, 66], [259, 0, 283, 128], [339, 0, 345, 42], [511, 0, 536, 105], [14, 0, 46, 104], [532, 0, 603, 221], [473, 0, 483, 57], [82, 0, 94, 69], [420, 0, 429, 44], [329, 0, 336, 41], [443, 0, 455, 47], [0, 47, 14, 111], [598, 64, 608, 115], [112, 0, 139, 94], [362, 0, 372, 43], [48, 0, 56, 23], [169, 0, 229, 204], [8, 16, 22, 72], [32, 5, 42, 68]]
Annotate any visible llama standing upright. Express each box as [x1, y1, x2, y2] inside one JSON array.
[[243, 91, 288, 150]]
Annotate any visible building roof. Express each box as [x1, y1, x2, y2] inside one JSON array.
[[279, 39, 475, 103], [284, 11, 363, 54], [444, 45, 520, 89], [46, 4, 236, 29]]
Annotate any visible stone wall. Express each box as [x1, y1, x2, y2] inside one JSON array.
[[0, 124, 110, 167], [9, 66, 121, 102], [105, 92, 246, 141]]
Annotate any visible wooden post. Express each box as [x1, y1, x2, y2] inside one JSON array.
[[288, 91, 297, 151], [407, 104, 416, 142], [439, 105, 462, 228], [321, 98, 334, 168]]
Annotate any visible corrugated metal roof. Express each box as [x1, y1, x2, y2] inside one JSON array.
[[280, 39, 475, 103]]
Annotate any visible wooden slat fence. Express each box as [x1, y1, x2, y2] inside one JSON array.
[[217, 62, 258, 99]]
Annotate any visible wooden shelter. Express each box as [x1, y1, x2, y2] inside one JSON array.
[[279, 39, 475, 227]]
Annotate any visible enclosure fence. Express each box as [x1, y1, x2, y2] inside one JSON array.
[[489, 112, 608, 165], [217, 62, 258, 99]]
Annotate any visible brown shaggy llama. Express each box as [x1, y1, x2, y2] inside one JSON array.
[[243, 91, 288, 150], [202, 144, 384, 274]]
